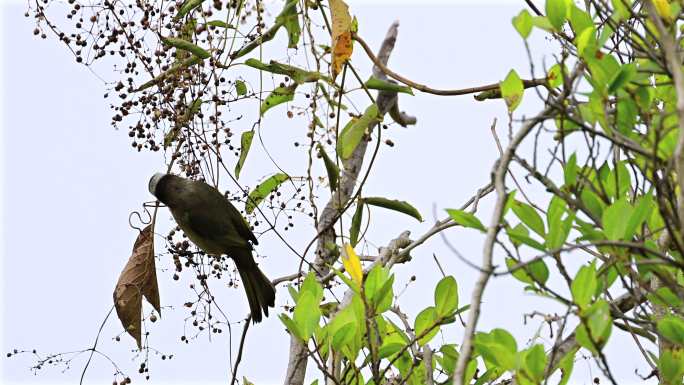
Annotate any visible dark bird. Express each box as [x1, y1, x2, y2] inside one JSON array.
[[148, 173, 275, 322]]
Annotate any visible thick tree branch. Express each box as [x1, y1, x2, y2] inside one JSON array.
[[453, 105, 554, 385], [283, 21, 411, 385]]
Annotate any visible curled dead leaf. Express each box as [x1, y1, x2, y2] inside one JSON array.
[[330, 0, 353, 79], [113, 224, 160, 349]]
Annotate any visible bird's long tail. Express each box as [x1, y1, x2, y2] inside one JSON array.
[[233, 249, 276, 323]]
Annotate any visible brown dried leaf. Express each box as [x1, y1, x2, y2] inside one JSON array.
[[113, 224, 160, 349], [330, 0, 353, 80]]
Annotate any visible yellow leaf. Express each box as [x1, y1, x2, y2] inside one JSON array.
[[653, 0, 673, 23], [342, 244, 363, 286], [330, 0, 353, 80]]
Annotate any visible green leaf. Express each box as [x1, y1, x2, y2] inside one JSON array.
[[505, 257, 549, 285], [546, 196, 571, 250], [475, 329, 518, 370], [365, 265, 394, 313], [318, 145, 339, 192], [332, 322, 355, 350], [564, 153, 578, 186], [349, 199, 363, 247], [575, 27, 598, 59], [434, 276, 458, 318], [279, 314, 302, 340], [235, 131, 254, 179], [447, 209, 486, 232], [506, 225, 546, 252], [275, 0, 300, 48], [500, 69, 524, 112], [378, 341, 404, 358], [602, 198, 632, 240], [546, 0, 568, 30], [548, 63, 565, 88], [293, 291, 320, 340], [608, 63, 637, 93], [657, 316, 684, 346], [136, 55, 203, 92], [301, 271, 324, 302], [364, 197, 422, 222], [571, 264, 597, 308], [287, 285, 299, 302], [524, 344, 547, 381], [206, 20, 235, 28], [337, 104, 379, 159], [161, 36, 210, 59], [512, 9, 533, 39], [245, 59, 327, 84], [232, 22, 282, 59], [511, 201, 545, 237], [532, 16, 554, 31], [557, 349, 576, 385], [414, 307, 440, 346], [575, 300, 612, 354], [245, 173, 290, 213], [659, 349, 684, 385], [624, 195, 653, 239], [611, 0, 631, 21], [235, 80, 247, 96], [175, 0, 205, 20], [568, 4, 593, 34], [260, 84, 297, 115], [365, 76, 414, 95], [648, 286, 684, 308]]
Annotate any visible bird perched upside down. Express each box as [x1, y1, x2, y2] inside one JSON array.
[[148, 173, 275, 323]]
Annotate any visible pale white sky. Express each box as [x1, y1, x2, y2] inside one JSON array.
[[1, 1, 655, 384]]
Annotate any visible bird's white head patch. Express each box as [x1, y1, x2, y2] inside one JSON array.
[[148, 172, 167, 195]]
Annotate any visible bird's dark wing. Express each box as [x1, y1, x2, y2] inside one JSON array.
[[193, 180, 259, 246]]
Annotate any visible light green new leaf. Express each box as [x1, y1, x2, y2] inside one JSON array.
[[546, 0, 568, 30], [364, 77, 414, 95], [571, 263, 597, 308], [337, 104, 379, 159], [524, 344, 547, 381], [234, 131, 254, 179], [245, 173, 290, 213], [564, 153, 578, 186], [506, 225, 546, 252], [505, 257, 549, 285], [624, 195, 653, 240], [602, 198, 632, 240], [512, 9, 533, 38], [500, 69, 524, 112], [511, 201, 545, 237], [414, 307, 439, 346], [434, 276, 458, 317], [364, 197, 422, 222], [260, 84, 297, 115], [293, 291, 320, 341], [446, 209, 486, 232], [279, 314, 302, 340]]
